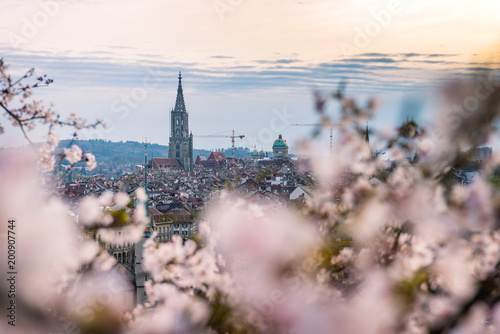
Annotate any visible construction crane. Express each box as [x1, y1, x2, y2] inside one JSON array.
[[292, 123, 341, 151], [195, 130, 245, 164]]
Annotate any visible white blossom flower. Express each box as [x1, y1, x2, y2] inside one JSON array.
[[135, 187, 148, 201], [115, 192, 130, 208], [63, 144, 83, 164], [77, 196, 103, 226], [85, 152, 97, 170]]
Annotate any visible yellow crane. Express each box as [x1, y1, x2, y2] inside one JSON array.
[[195, 130, 245, 164]]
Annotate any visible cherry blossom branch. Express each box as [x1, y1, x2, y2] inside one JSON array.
[[0, 59, 103, 172]]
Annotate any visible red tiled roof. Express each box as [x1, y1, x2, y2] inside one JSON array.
[[195, 155, 207, 164], [149, 206, 163, 216], [151, 158, 181, 169], [208, 152, 227, 161]]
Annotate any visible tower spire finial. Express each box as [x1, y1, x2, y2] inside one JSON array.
[[174, 71, 186, 113], [364, 123, 370, 144]]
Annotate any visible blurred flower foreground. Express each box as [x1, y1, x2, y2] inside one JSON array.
[[2, 60, 500, 334]]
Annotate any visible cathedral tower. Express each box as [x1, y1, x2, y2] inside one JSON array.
[[168, 72, 193, 171]]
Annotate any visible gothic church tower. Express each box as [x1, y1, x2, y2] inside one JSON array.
[[168, 72, 193, 171]]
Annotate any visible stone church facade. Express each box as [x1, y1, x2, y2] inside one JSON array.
[[168, 72, 193, 172]]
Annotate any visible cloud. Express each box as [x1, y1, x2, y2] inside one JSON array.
[[256, 59, 300, 64], [211, 55, 234, 59], [342, 57, 400, 63], [276, 59, 300, 64], [400, 53, 421, 58], [412, 60, 456, 65], [360, 52, 461, 59], [2, 48, 495, 101], [104, 45, 138, 50], [360, 53, 390, 57], [427, 53, 460, 58]]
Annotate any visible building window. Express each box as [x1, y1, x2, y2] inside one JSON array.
[[174, 231, 179, 235], [174, 224, 179, 228], [182, 224, 187, 228], [118, 253, 121, 262]]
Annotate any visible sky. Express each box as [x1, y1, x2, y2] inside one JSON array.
[[0, 0, 499, 152]]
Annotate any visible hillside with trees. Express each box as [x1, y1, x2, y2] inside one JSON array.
[[56, 139, 257, 166]]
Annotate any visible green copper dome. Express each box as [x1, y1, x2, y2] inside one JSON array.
[[251, 148, 261, 160], [272, 134, 288, 148]]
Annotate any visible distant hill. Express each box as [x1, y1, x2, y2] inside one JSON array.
[[56, 139, 258, 165]]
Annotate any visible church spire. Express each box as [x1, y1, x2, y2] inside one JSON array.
[[364, 123, 374, 158], [364, 124, 370, 144], [174, 71, 186, 113]]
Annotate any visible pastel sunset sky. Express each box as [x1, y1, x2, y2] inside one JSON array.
[[1, 0, 499, 151]]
